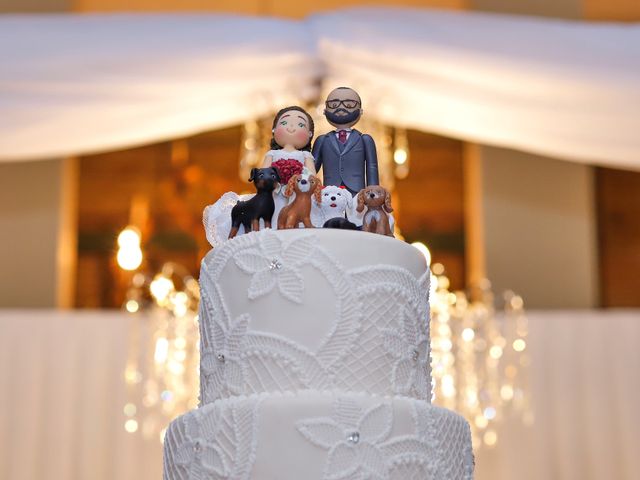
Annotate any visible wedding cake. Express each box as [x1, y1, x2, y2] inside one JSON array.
[[163, 228, 474, 479]]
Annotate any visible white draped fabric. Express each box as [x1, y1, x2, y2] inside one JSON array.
[[310, 8, 640, 170], [0, 309, 638, 480], [0, 14, 321, 162], [1, 9, 639, 169]]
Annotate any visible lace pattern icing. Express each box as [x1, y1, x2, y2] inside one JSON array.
[[163, 398, 261, 480], [295, 396, 473, 480], [198, 230, 431, 404], [163, 393, 474, 480]]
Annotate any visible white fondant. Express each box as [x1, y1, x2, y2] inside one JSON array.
[[164, 228, 473, 479], [198, 229, 431, 404], [164, 391, 474, 480]]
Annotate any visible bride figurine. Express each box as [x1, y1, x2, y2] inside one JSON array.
[[264, 106, 316, 183], [203, 106, 318, 247], [263, 106, 317, 224]]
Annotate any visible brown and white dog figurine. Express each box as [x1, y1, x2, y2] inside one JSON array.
[[278, 173, 323, 229], [356, 185, 394, 236]]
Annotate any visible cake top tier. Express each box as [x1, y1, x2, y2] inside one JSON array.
[[198, 228, 432, 404]]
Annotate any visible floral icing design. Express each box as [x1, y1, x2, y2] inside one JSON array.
[[233, 231, 317, 303], [296, 398, 394, 480], [381, 306, 430, 399], [201, 313, 250, 395], [173, 409, 228, 477]]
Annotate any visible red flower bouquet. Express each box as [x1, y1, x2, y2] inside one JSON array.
[[272, 159, 304, 186]]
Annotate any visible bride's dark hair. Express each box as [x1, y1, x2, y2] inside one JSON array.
[[270, 106, 315, 151]]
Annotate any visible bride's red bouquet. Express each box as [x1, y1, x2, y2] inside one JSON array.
[[271, 159, 303, 185]]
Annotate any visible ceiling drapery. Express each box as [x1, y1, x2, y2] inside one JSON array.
[[1, 8, 639, 170], [310, 8, 640, 170], [0, 14, 321, 161]]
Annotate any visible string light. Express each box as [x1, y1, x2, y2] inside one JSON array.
[[122, 262, 200, 442], [430, 266, 532, 450], [116, 226, 143, 270]]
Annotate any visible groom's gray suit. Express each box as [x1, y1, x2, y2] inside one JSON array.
[[312, 129, 379, 195]]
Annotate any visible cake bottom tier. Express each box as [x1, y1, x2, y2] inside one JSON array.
[[163, 391, 474, 480]]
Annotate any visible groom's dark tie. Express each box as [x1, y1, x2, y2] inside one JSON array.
[[338, 130, 348, 144]]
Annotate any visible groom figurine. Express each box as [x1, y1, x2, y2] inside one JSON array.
[[313, 87, 379, 195]]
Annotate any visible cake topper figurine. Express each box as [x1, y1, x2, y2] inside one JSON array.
[[356, 185, 394, 237], [277, 173, 323, 229], [312, 87, 379, 196], [228, 167, 280, 239], [263, 105, 316, 182], [311, 184, 353, 227]]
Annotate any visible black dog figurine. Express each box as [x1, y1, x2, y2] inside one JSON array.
[[229, 167, 280, 239], [322, 217, 358, 230]]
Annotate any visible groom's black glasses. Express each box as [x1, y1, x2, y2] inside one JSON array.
[[325, 99, 361, 109]]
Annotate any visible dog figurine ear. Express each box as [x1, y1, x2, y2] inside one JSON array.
[[284, 175, 299, 197], [383, 188, 394, 213], [248, 168, 257, 183], [270, 167, 281, 183], [356, 189, 366, 213], [312, 176, 323, 204]]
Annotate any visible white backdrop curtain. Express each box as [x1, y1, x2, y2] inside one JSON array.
[[1, 9, 640, 169], [0, 14, 321, 162], [1, 309, 638, 480], [311, 8, 640, 171]]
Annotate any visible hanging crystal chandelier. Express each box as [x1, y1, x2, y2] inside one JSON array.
[[122, 263, 200, 443], [429, 262, 534, 449]]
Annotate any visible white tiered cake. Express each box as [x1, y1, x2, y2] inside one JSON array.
[[163, 228, 474, 479]]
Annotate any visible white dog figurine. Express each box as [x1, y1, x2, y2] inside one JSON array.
[[311, 185, 356, 227]]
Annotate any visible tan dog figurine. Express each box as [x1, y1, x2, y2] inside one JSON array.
[[277, 173, 323, 229], [356, 185, 394, 236]]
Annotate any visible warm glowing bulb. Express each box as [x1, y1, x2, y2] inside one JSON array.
[[475, 414, 488, 429], [124, 367, 142, 384], [442, 383, 456, 398], [150, 276, 174, 302], [438, 324, 451, 337], [462, 328, 475, 342], [513, 339, 526, 352], [118, 227, 141, 248], [117, 247, 143, 271], [125, 300, 139, 313], [154, 337, 169, 364], [124, 419, 138, 433], [500, 385, 514, 400], [393, 148, 408, 165], [489, 345, 503, 359], [484, 430, 498, 446], [174, 291, 188, 304], [411, 242, 431, 266]]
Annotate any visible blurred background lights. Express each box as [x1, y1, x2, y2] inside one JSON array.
[[150, 276, 174, 303], [393, 148, 408, 165], [430, 264, 532, 450], [123, 403, 137, 417], [462, 327, 475, 342], [513, 339, 527, 352], [125, 300, 139, 313], [116, 226, 143, 271], [484, 430, 498, 447], [124, 419, 138, 433]]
